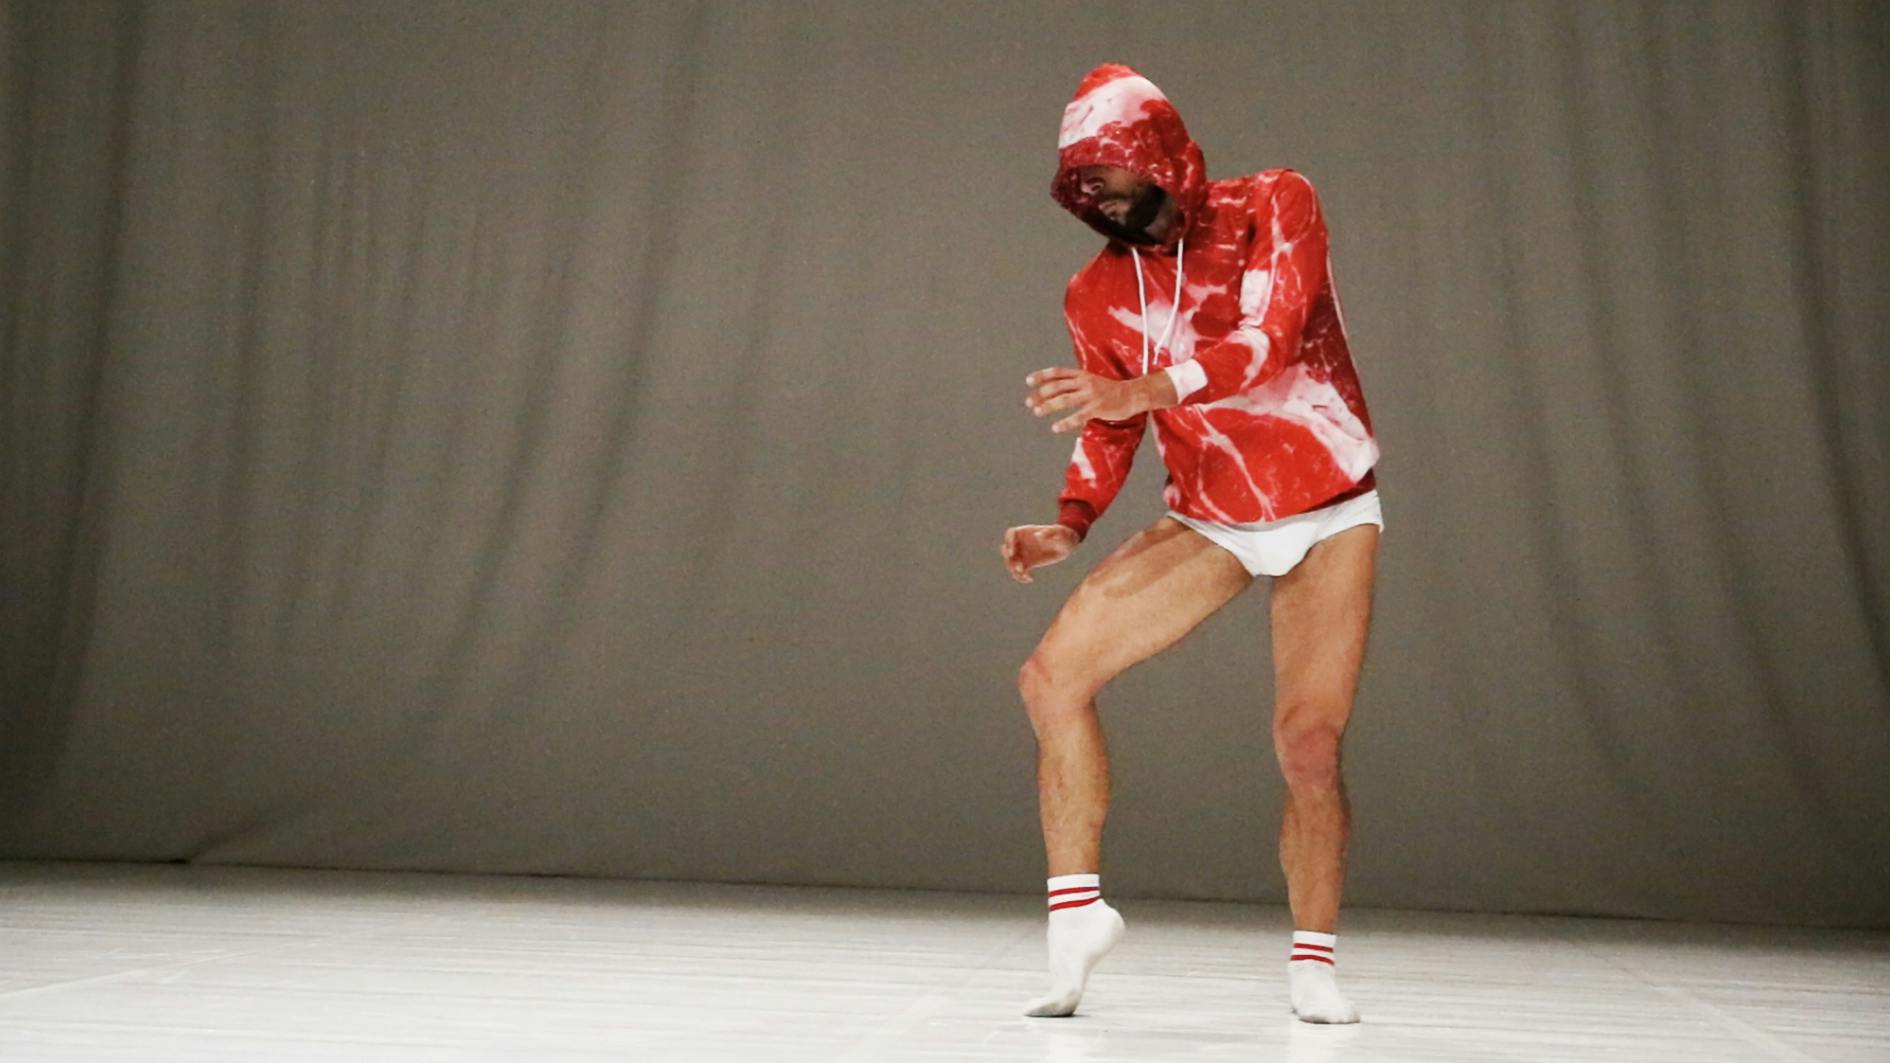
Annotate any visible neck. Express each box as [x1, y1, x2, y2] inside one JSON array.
[[1139, 199, 1183, 246]]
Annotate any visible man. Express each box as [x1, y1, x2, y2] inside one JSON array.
[[1000, 63, 1381, 1025]]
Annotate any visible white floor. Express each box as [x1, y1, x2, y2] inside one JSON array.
[[0, 864, 1885, 1062]]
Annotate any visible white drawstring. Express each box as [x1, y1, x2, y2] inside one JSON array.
[[1131, 238, 1185, 376]]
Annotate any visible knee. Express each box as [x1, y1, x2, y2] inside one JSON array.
[[1017, 652, 1060, 711], [1018, 651, 1092, 729], [1275, 717, 1344, 792]]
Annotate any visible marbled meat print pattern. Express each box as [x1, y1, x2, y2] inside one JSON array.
[[1048, 64, 1379, 538]]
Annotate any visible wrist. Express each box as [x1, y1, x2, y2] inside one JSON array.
[[1139, 370, 1180, 413], [1055, 501, 1095, 542]]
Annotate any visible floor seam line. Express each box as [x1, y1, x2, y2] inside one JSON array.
[[1551, 922, 1825, 1063]]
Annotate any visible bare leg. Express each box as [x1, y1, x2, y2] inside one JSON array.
[[1018, 517, 1251, 1016], [1034, 698, 1109, 878], [1269, 523, 1378, 1021], [1020, 517, 1253, 874]]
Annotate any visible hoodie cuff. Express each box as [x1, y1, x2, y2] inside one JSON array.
[[1163, 360, 1208, 403], [1056, 501, 1096, 542]]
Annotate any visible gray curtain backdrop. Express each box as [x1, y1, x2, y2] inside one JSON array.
[[3, 0, 1886, 927]]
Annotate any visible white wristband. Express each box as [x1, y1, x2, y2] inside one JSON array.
[[1163, 360, 1207, 401]]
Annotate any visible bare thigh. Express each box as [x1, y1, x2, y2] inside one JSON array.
[[1031, 517, 1254, 697], [1269, 524, 1380, 732]]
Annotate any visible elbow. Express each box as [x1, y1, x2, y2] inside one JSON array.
[[1185, 328, 1282, 404], [1228, 329, 1294, 395]]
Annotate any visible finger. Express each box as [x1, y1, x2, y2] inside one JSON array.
[[1032, 390, 1091, 417], [1027, 382, 1086, 413], [1052, 401, 1100, 434], [1026, 367, 1081, 387], [1033, 380, 1085, 403]]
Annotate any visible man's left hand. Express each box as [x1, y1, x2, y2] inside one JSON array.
[[1026, 368, 1169, 433]]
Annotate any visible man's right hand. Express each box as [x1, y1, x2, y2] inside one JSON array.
[[1001, 524, 1079, 584]]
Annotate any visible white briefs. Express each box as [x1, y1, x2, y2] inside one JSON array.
[[1169, 489, 1383, 577]]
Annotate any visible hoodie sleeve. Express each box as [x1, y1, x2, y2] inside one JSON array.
[[1171, 171, 1328, 406], [1055, 282, 1146, 542]]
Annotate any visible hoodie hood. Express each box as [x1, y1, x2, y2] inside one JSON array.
[[1051, 64, 1208, 250]]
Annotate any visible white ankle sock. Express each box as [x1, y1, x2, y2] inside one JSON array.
[[1288, 930, 1360, 1024], [1023, 873, 1124, 1018]]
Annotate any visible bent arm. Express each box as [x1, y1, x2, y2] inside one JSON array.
[[1057, 413, 1145, 540], [1168, 172, 1328, 406], [1052, 298, 1149, 541]]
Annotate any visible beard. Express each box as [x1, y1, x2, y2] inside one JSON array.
[[1091, 183, 1170, 243]]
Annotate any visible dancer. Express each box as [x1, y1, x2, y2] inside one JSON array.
[[1001, 63, 1381, 1024]]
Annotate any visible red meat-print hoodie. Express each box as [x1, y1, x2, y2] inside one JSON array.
[[1049, 64, 1379, 540]]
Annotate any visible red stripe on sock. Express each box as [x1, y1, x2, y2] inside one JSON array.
[[1293, 942, 1333, 953], [1290, 953, 1336, 966], [1047, 886, 1099, 897], [1049, 896, 1102, 912]]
